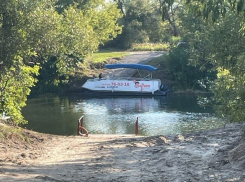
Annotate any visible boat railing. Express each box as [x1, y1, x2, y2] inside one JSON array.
[[88, 77, 160, 82]]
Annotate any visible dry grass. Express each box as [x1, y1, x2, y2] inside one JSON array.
[[0, 121, 26, 142], [131, 43, 170, 51]]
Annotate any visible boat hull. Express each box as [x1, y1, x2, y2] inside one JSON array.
[[81, 89, 167, 97], [82, 78, 162, 94]]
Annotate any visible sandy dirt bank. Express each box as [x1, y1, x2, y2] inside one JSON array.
[[0, 123, 244, 182]]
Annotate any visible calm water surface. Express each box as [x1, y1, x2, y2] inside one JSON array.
[[22, 93, 225, 136]]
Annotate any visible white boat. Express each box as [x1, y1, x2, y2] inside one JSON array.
[[82, 64, 168, 96]]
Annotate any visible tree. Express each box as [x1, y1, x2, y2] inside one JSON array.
[[157, 0, 245, 122], [183, 0, 245, 123], [158, 0, 179, 36], [107, 0, 171, 48], [185, 0, 245, 22], [0, 0, 53, 123], [0, 61, 39, 124], [0, 0, 123, 124], [198, 15, 245, 122]]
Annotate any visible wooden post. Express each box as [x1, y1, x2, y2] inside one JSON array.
[[77, 119, 80, 135], [77, 116, 84, 135], [81, 117, 84, 128], [135, 117, 138, 135]]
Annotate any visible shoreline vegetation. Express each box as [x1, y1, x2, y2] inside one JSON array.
[[0, 119, 244, 181]]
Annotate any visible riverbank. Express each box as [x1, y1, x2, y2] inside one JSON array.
[[68, 51, 169, 92], [0, 122, 244, 182]]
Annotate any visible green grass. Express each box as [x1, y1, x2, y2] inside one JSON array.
[[147, 54, 166, 67], [131, 43, 170, 51], [77, 49, 131, 77], [86, 50, 131, 63]]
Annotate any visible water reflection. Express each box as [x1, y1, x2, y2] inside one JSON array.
[[22, 94, 224, 136]]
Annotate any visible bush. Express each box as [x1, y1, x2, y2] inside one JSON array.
[[166, 45, 213, 91]]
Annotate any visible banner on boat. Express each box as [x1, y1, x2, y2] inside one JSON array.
[[84, 79, 159, 93]]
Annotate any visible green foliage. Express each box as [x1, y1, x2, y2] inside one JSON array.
[[169, 36, 182, 45], [211, 68, 245, 122], [60, 3, 122, 56], [194, 16, 245, 122], [0, 61, 39, 124], [32, 1, 123, 94], [106, 0, 172, 49], [166, 45, 210, 90], [0, 0, 123, 124], [31, 57, 69, 94], [185, 0, 245, 21], [182, 1, 245, 123], [150, 0, 245, 123], [185, 0, 227, 22], [159, 0, 175, 21], [158, 0, 180, 36]]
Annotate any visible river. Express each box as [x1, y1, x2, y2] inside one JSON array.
[[22, 93, 224, 136]]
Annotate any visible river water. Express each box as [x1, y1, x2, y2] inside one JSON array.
[[22, 93, 224, 136]]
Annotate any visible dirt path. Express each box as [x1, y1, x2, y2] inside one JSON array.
[[0, 123, 244, 182], [103, 51, 165, 78], [119, 51, 165, 64]]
